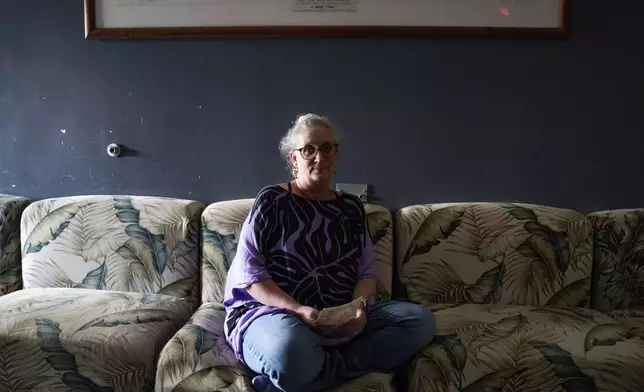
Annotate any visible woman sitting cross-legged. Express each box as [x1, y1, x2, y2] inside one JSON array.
[[223, 113, 436, 391]]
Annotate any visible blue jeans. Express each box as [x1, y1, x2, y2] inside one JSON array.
[[241, 300, 436, 391]]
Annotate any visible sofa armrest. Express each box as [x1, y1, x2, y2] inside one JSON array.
[[0, 196, 30, 296], [155, 302, 254, 392]]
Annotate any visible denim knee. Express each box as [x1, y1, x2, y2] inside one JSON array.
[[270, 330, 324, 391], [416, 305, 436, 344], [242, 314, 325, 391], [402, 303, 436, 350]]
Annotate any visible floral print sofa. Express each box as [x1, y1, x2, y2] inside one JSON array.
[[396, 203, 644, 392], [156, 199, 397, 392], [2, 195, 643, 392], [0, 195, 204, 392]]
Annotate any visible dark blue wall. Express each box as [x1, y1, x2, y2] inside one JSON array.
[[1, 1, 643, 211]]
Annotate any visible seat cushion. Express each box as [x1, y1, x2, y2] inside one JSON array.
[[333, 372, 394, 391], [0, 288, 193, 392], [409, 304, 644, 391]]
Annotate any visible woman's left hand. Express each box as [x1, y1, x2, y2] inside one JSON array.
[[341, 307, 367, 336]]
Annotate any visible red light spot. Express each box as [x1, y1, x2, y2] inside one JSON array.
[[499, 7, 510, 16]]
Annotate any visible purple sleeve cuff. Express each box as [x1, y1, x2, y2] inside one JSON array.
[[358, 273, 379, 280], [365, 296, 377, 312]]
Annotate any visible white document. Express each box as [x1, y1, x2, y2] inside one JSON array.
[[315, 297, 364, 326]]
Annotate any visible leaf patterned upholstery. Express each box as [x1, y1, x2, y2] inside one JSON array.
[[589, 209, 644, 313], [0, 194, 30, 296], [200, 199, 251, 304], [20, 195, 204, 302], [410, 304, 644, 391], [0, 195, 204, 392], [0, 288, 193, 391], [397, 203, 644, 391], [395, 203, 594, 308], [156, 199, 395, 392]]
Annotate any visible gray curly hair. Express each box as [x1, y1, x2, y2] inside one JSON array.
[[279, 113, 336, 177]]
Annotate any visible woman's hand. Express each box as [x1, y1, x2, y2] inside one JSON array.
[[294, 305, 320, 327], [341, 307, 367, 336]]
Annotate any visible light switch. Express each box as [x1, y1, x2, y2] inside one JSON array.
[[336, 183, 369, 203]]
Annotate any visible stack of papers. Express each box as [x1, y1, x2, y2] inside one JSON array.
[[315, 297, 364, 327]]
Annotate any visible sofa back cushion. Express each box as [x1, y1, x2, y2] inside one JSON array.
[[0, 195, 31, 296], [589, 209, 644, 312], [396, 203, 593, 308], [21, 195, 204, 301], [200, 199, 393, 304]]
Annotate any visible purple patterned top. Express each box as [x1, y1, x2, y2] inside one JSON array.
[[223, 185, 378, 364]]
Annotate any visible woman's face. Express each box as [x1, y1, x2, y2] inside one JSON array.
[[290, 125, 338, 184]]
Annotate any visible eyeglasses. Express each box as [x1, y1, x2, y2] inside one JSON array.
[[294, 143, 338, 160]]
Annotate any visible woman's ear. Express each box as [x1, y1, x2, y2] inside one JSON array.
[[289, 151, 298, 177]]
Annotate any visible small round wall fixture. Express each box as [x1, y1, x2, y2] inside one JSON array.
[[107, 143, 121, 157]]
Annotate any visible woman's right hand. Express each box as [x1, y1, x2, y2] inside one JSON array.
[[294, 305, 320, 326]]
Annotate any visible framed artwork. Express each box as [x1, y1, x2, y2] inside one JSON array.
[[84, 0, 566, 39]]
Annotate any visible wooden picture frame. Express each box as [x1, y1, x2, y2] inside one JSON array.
[[84, 0, 567, 40]]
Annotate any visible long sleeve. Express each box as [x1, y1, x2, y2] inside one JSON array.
[[223, 191, 275, 306], [357, 212, 379, 281]]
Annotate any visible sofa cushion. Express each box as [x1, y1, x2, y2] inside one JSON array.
[[200, 199, 393, 304], [155, 303, 394, 392], [0, 195, 30, 296], [156, 302, 249, 391], [589, 209, 644, 313], [396, 203, 593, 307], [409, 304, 644, 391], [0, 287, 193, 391], [333, 373, 394, 392], [20, 196, 204, 302]]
